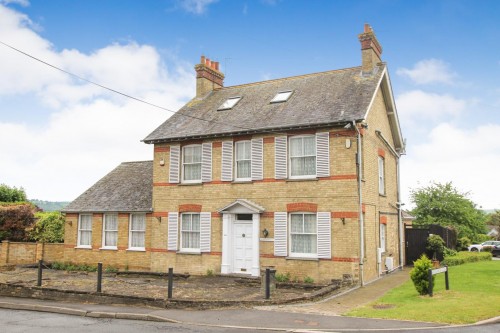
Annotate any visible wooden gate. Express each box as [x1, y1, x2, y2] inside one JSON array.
[[405, 227, 429, 265]]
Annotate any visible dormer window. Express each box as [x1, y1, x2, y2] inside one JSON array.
[[270, 90, 293, 103], [218, 96, 242, 110]]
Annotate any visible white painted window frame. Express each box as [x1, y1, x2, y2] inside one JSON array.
[[182, 144, 202, 183], [128, 213, 146, 251], [289, 212, 318, 258], [289, 135, 317, 179], [101, 213, 118, 249], [180, 212, 201, 253], [77, 214, 92, 248], [380, 223, 386, 251], [378, 156, 385, 195], [235, 140, 252, 181]]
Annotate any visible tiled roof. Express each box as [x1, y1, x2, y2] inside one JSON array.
[[63, 161, 153, 213], [143, 64, 386, 143]]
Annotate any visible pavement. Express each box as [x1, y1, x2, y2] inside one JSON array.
[[0, 268, 498, 331]]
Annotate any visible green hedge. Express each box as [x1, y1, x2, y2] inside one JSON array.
[[442, 251, 492, 266]]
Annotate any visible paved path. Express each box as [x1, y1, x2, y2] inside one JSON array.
[[257, 267, 411, 316]]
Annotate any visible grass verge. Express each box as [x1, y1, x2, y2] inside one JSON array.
[[346, 260, 500, 324]]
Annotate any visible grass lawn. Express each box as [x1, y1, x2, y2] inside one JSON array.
[[346, 260, 500, 324]]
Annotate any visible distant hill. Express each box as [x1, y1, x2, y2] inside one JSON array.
[[30, 199, 70, 212]]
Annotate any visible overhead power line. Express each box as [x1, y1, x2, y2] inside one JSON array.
[[0, 40, 255, 133]]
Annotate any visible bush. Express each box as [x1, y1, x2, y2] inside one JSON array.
[[426, 234, 445, 260], [472, 234, 493, 244], [410, 254, 434, 295], [275, 272, 291, 283], [456, 237, 471, 251], [303, 276, 314, 284], [442, 251, 492, 266], [443, 247, 457, 257], [29, 211, 65, 243]]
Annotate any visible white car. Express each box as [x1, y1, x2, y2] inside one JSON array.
[[468, 241, 500, 252]]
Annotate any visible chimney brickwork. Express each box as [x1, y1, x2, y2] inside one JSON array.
[[195, 55, 224, 98], [358, 24, 383, 74]]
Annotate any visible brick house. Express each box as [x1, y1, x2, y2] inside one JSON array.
[[63, 24, 405, 284]]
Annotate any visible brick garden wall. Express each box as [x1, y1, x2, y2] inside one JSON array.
[[0, 241, 64, 266]]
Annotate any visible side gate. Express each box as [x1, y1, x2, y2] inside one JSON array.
[[405, 227, 430, 265]]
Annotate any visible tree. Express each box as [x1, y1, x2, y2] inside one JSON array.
[[29, 211, 65, 243], [486, 210, 500, 240], [0, 203, 37, 241], [410, 182, 487, 242], [0, 184, 27, 202]]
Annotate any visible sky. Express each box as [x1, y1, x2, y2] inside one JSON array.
[[0, 0, 499, 210]]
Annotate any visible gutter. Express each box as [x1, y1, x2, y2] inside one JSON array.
[[353, 121, 365, 287]]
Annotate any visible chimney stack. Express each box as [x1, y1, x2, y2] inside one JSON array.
[[358, 24, 383, 74], [195, 55, 224, 98]]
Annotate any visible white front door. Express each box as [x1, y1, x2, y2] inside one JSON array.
[[233, 222, 253, 274]]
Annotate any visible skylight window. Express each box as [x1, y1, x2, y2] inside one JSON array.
[[218, 96, 242, 110], [270, 90, 293, 103]]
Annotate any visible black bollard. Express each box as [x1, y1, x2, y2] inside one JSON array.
[[97, 262, 103, 293], [265, 268, 270, 299], [37, 260, 43, 287], [168, 267, 173, 299]]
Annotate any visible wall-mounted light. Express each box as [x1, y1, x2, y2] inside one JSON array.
[[67, 220, 73, 226], [156, 216, 162, 223], [262, 228, 269, 238], [159, 158, 165, 166], [341, 218, 346, 225], [345, 139, 351, 149]]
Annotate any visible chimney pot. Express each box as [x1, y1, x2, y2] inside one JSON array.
[[215, 62, 219, 71], [206, 58, 211, 68], [201, 55, 206, 65]]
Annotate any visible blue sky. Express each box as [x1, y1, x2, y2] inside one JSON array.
[[0, 0, 499, 209]]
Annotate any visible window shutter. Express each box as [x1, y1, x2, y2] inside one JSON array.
[[316, 132, 330, 177], [169, 145, 180, 183], [275, 136, 287, 179], [167, 212, 178, 251], [221, 141, 233, 181], [274, 212, 287, 257], [202, 142, 212, 183], [317, 212, 331, 259], [251, 138, 263, 180], [200, 212, 211, 253]]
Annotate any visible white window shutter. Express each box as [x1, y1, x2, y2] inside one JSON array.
[[221, 141, 233, 181], [200, 212, 211, 253], [202, 142, 212, 183], [316, 132, 330, 177], [317, 212, 331, 259], [275, 136, 287, 179], [169, 146, 180, 183], [167, 212, 178, 251], [251, 138, 263, 180], [274, 212, 287, 257]]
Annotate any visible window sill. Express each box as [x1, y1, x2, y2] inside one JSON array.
[[379, 193, 387, 197], [286, 256, 319, 261], [177, 250, 201, 255], [99, 247, 117, 251], [75, 246, 92, 250], [286, 178, 318, 182], [179, 182, 202, 186], [126, 248, 145, 252], [259, 238, 274, 242], [232, 180, 252, 184]]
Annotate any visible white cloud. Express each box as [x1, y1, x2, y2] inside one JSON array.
[[397, 59, 457, 85], [178, 0, 219, 14], [0, 4, 195, 201], [401, 123, 500, 209], [0, 0, 30, 7], [396, 90, 466, 124]]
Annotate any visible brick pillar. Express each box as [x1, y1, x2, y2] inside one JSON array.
[[36, 242, 45, 262], [0, 241, 10, 265]]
